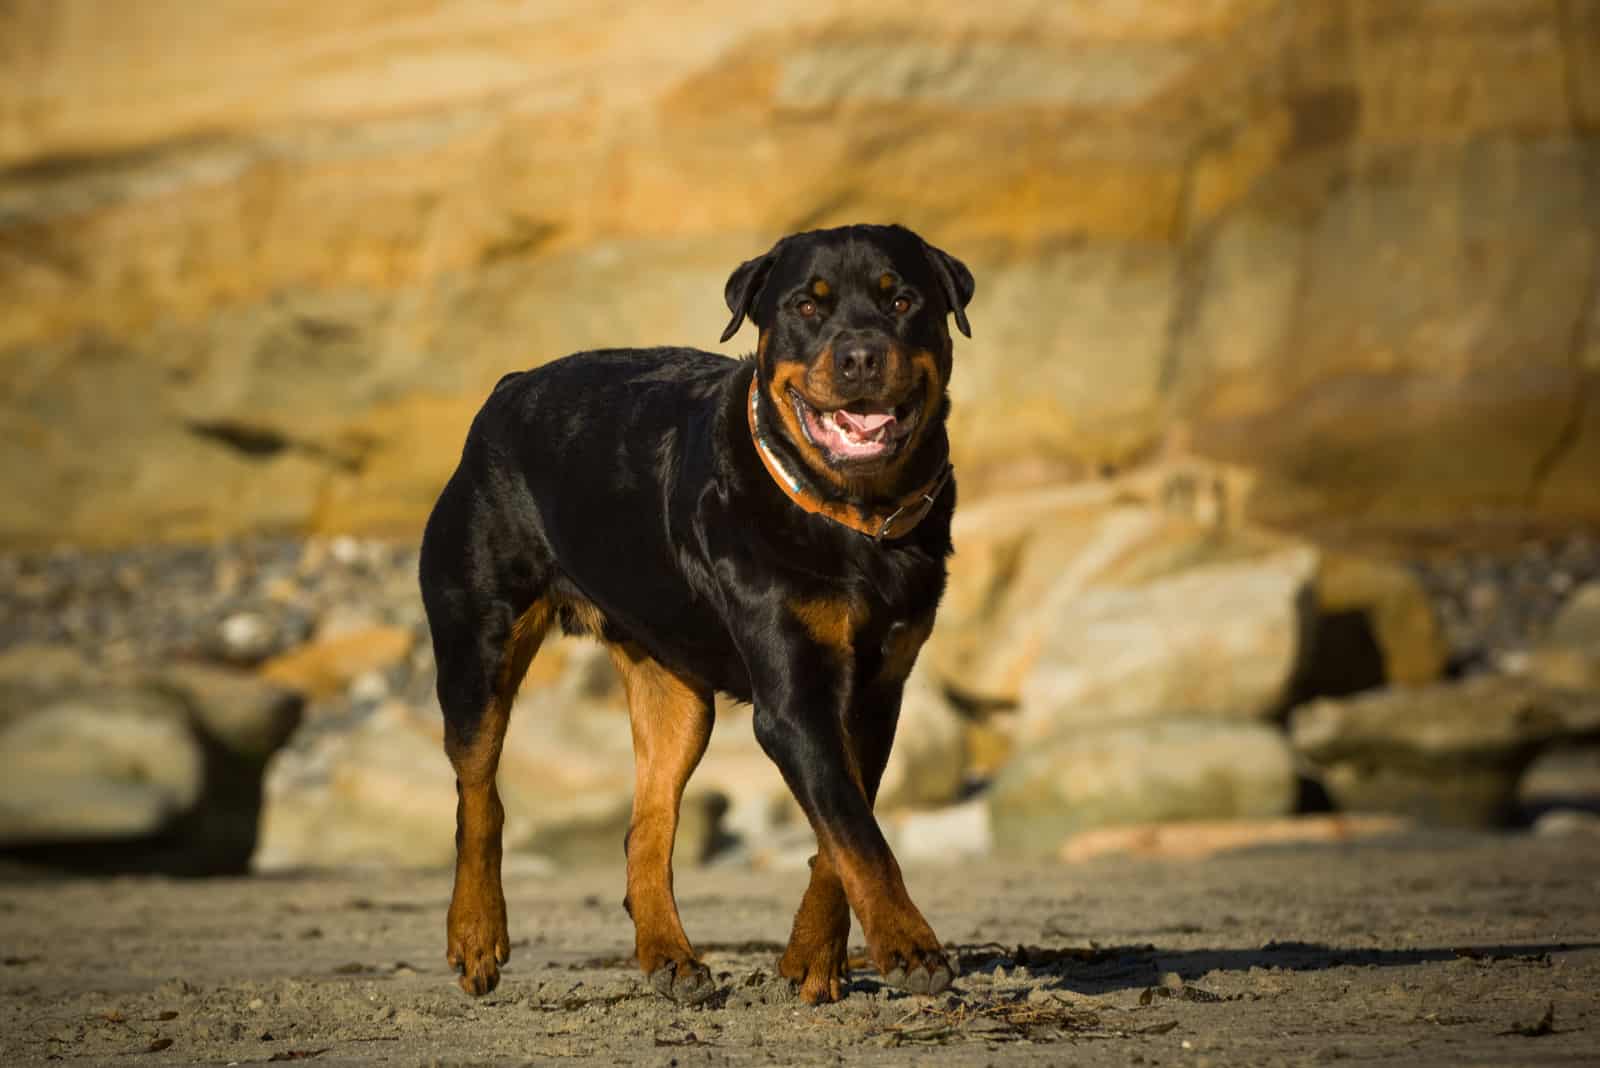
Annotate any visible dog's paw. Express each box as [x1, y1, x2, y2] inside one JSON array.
[[778, 937, 849, 1004], [880, 948, 955, 996], [647, 957, 717, 1005], [869, 923, 956, 996], [447, 892, 509, 996]]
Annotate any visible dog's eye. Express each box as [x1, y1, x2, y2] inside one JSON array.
[[892, 296, 912, 315], [796, 299, 818, 318]]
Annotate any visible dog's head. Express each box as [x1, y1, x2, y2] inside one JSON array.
[[722, 224, 973, 498]]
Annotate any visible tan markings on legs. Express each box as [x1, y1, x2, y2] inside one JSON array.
[[608, 642, 717, 1002], [779, 849, 852, 1003], [820, 833, 948, 991], [777, 611, 932, 1004], [446, 599, 552, 996]]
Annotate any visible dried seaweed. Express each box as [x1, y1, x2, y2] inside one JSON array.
[[873, 993, 1103, 1046]]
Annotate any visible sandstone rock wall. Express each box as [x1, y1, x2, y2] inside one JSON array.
[[2, 0, 1597, 547]]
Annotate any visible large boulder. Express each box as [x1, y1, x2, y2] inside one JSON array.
[[1016, 545, 1318, 739], [0, 646, 303, 869], [930, 484, 1167, 707], [2, 1, 1597, 548], [0, 688, 204, 843], [1290, 676, 1600, 826], [929, 466, 1271, 708], [987, 720, 1298, 857]]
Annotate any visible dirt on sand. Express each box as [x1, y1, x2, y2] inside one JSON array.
[[3, 831, 1597, 1066]]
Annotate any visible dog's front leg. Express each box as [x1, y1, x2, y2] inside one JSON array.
[[745, 616, 952, 998]]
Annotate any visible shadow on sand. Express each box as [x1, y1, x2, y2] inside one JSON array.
[[923, 940, 1600, 997]]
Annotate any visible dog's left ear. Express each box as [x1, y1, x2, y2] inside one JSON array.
[[720, 242, 781, 343], [922, 242, 975, 338]]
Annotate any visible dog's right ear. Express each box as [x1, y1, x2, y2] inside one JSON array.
[[720, 242, 781, 343]]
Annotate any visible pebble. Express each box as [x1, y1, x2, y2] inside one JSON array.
[[348, 670, 389, 704], [218, 613, 277, 664]]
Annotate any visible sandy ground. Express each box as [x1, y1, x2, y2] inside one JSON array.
[[3, 831, 1597, 1067]]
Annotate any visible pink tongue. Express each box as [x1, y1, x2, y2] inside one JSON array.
[[835, 410, 894, 434]]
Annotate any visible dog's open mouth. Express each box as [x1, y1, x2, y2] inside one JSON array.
[[790, 388, 919, 463]]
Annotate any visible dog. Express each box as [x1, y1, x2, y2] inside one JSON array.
[[419, 223, 974, 1005]]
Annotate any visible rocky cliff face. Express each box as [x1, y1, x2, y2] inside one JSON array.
[[3, 0, 1597, 547]]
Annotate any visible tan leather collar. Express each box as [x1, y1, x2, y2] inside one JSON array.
[[746, 376, 952, 542]]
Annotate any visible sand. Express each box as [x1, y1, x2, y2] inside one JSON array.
[[3, 830, 1597, 1066]]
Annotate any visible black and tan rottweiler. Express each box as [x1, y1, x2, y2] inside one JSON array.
[[419, 223, 974, 1005]]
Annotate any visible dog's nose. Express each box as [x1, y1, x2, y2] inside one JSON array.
[[837, 341, 884, 385]]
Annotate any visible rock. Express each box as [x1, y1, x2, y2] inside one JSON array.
[[987, 721, 1298, 857], [1311, 553, 1448, 688], [1290, 676, 1600, 826], [213, 612, 285, 665], [1518, 743, 1600, 819], [885, 799, 992, 862], [152, 662, 304, 759], [254, 700, 458, 869], [3, 3, 1597, 548], [929, 469, 1264, 707], [1519, 583, 1600, 691], [0, 648, 302, 869], [1016, 545, 1317, 739], [1058, 814, 1411, 863], [931, 484, 1162, 706], [1532, 809, 1600, 838], [258, 625, 415, 699], [0, 688, 205, 843]]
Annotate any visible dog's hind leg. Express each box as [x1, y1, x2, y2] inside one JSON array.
[[607, 642, 717, 1004], [430, 581, 550, 996]]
